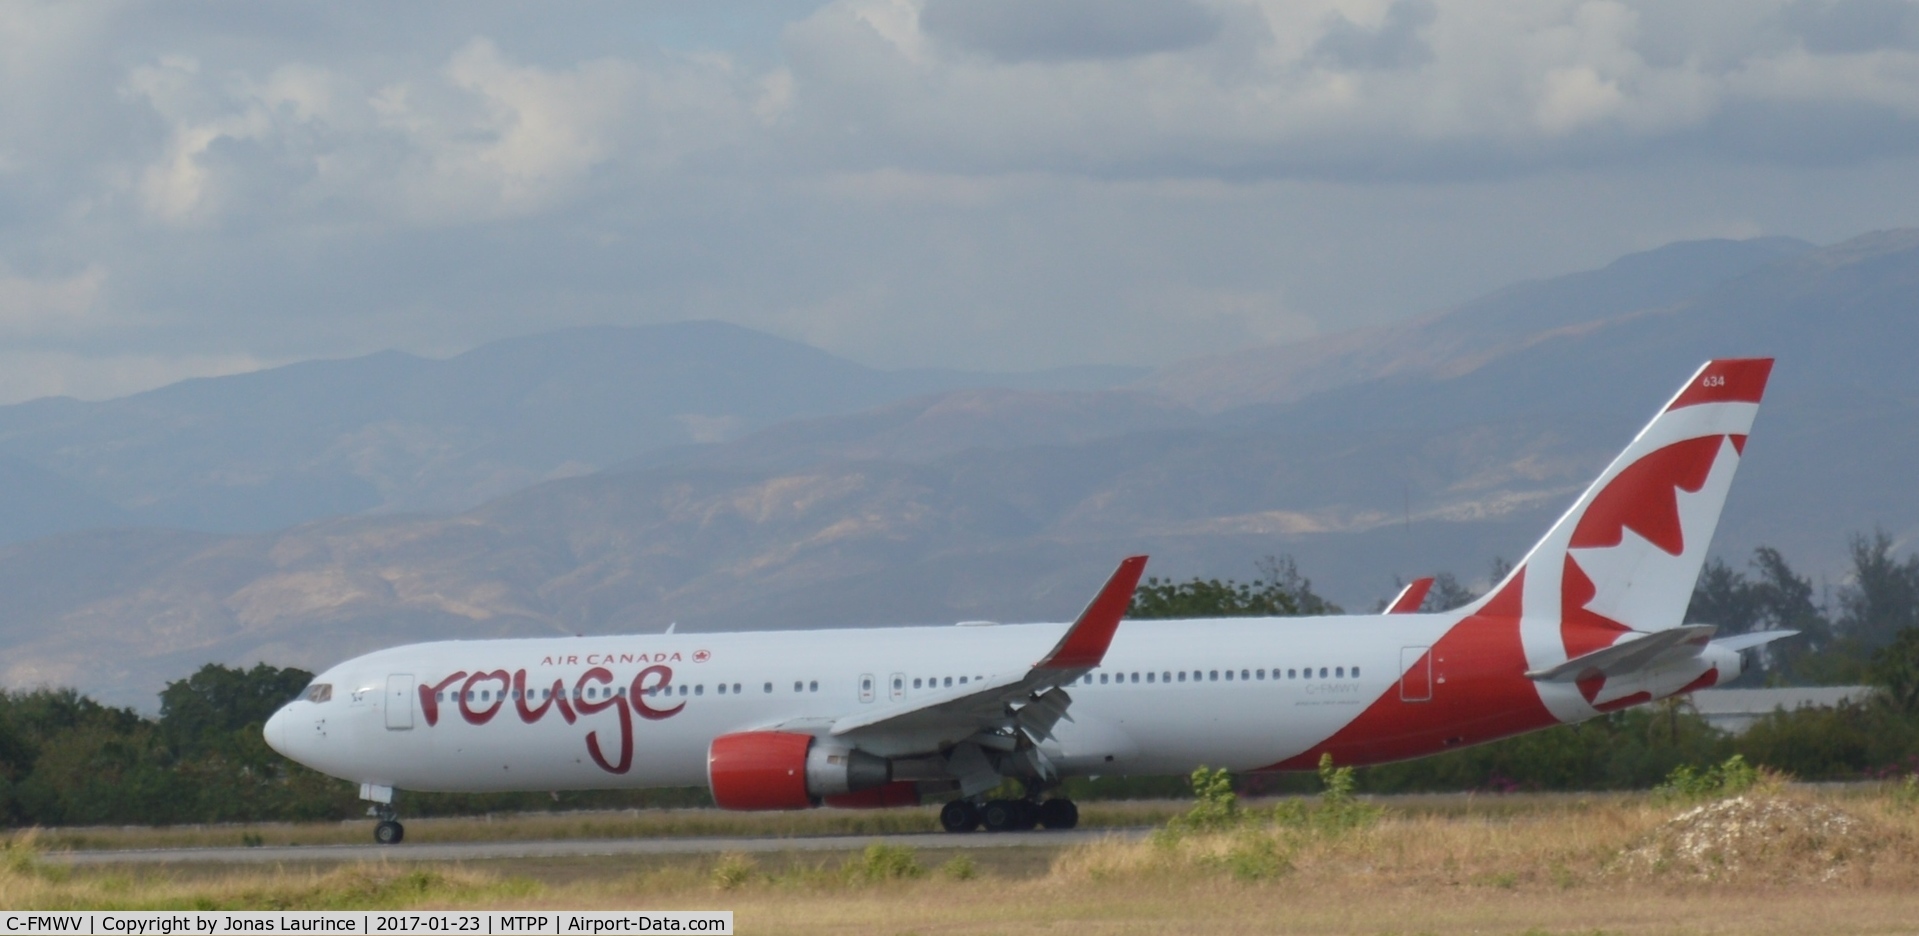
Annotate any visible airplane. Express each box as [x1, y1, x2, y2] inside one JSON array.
[[265, 359, 1789, 844]]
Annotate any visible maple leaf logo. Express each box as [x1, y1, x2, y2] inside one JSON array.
[[1554, 434, 1741, 706]]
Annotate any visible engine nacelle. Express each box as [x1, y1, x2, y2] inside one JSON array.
[[706, 731, 891, 811]]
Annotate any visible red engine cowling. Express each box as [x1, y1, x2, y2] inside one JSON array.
[[707, 731, 893, 811]]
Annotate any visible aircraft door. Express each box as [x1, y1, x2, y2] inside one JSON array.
[[385, 674, 415, 729], [1399, 647, 1432, 702], [859, 673, 876, 703], [888, 672, 905, 701]]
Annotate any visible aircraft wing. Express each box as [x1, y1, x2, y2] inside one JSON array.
[[827, 555, 1147, 741]]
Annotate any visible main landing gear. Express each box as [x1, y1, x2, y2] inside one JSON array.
[[940, 796, 1079, 833]]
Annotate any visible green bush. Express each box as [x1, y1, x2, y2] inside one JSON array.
[[1165, 766, 1239, 834], [1654, 755, 1762, 803], [842, 842, 923, 884]]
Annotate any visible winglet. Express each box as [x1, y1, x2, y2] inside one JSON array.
[[1034, 556, 1148, 670], [1384, 577, 1434, 614]]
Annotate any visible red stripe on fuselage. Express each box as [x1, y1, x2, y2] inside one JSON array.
[[1257, 568, 1557, 770]]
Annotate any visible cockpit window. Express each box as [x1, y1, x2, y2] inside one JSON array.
[[303, 683, 333, 703]]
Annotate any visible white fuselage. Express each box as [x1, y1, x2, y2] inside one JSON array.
[[272, 614, 1458, 792]]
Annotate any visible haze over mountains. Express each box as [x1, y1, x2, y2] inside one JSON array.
[[0, 324, 1142, 541], [8, 229, 1919, 709]]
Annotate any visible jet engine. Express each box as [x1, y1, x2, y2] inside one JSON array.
[[706, 731, 891, 810]]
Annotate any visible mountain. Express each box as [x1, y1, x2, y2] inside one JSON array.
[[1143, 236, 1813, 412], [0, 322, 1147, 542], [4, 230, 1916, 710]]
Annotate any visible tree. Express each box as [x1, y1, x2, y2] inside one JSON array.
[[1687, 558, 1765, 635], [1870, 627, 1919, 716], [1836, 530, 1919, 649], [1423, 572, 1480, 613], [1129, 555, 1340, 618], [159, 663, 313, 759]]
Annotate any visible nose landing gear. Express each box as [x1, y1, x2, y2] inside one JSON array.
[[361, 782, 404, 845], [370, 803, 405, 844]]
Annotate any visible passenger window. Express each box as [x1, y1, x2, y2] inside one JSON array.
[[1146, 672, 1156, 683], [1129, 672, 1138, 683], [1319, 667, 1328, 678], [765, 682, 773, 693], [1241, 670, 1250, 680], [794, 681, 803, 692], [719, 683, 729, 695], [1224, 670, 1233, 681], [959, 676, 968, 685], [914, 678, 923, 689], [809, 681, 819, 692], [435, 692, 444, 702], [1100, 673, 1109, 684], [1336, 667, 1345, 678], [944, 677, 953, 687], [1177, 671, 1187, 682], [1256, 669, 1266, 680], [680, 685, 689, 696], [1209, 670, 1218, 681], [1352, 666, 1360, 677]]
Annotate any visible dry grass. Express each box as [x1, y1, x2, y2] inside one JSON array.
[[11, 787, 1919, 933], [31, 800, 1190, 852]]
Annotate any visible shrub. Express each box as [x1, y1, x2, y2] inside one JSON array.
[[1273, 755, 1382, 834], [1165, 766, 1239, 835], [843, 842, 922, 884], [939, 854, 977, 881], [1654, 754, 1765, 803], [710, 853, 755, 891]]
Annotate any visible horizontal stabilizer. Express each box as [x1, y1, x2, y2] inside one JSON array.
[[1709, 630, 1799, 653], [1525, 624, 1716, 683]]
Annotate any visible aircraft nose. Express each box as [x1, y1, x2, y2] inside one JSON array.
[[264, 705, 292, 757]]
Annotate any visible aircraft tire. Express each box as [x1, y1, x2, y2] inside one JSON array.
[[1037, 798, 1079, 830], [980, 799, 1022, 832], [939, 799, 980, 833], [374, 820, 405, 845]]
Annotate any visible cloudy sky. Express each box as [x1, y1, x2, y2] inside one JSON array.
[[1, 0, 1916, 402]]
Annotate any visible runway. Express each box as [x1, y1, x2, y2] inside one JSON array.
[[44, 827, 1147, 865]]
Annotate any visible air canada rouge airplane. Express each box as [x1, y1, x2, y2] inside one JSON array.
[[266, 359, 1790, 844]]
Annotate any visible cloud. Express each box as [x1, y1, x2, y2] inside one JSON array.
[[0, 265, 106, 342], [0, 1, 1916, 402], [1784, 0, 1919, 54], [1316, 0, 1438, 70], [921, 0, 1222, 63]]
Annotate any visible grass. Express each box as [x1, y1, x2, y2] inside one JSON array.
[[29, 800, 1190, 852], [10, 785, 1919, 932]]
